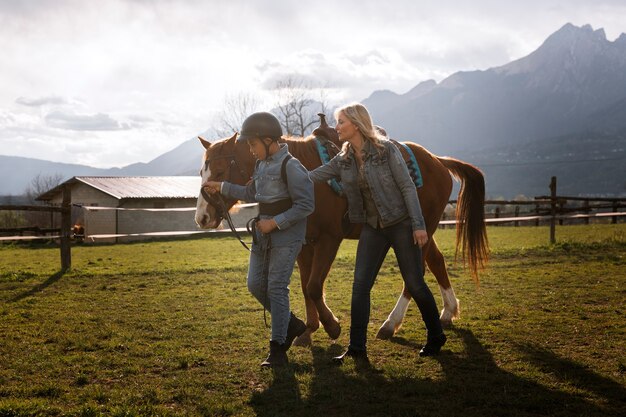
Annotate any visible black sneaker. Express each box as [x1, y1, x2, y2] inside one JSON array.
[[419, 333, 447, 357]]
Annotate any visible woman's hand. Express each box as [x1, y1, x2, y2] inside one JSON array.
[[256, 218, 278, 234], [413, 229, 428, 248], [202, 181, 222, 194]]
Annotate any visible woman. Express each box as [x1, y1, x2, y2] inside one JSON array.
[[203, 112, 314, 367], [309, 103, 446, 363]]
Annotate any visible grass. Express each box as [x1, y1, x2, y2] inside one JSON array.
[[0, 224, 624, 416]]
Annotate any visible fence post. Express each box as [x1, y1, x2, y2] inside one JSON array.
[[535, 203, 540, 226], [549, 176, 557, 244], [514, 205, 520, 227], [612, 200, 618, 224], [60, 185, 71, 271], [583, 200, 590, 225]]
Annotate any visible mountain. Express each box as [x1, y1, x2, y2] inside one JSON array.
[[104, 137, 203, 177], [365, 23, 626, 153], [0, 155, 110, 195], [462, 128, 626, 197], [362, 23, 626, 197], [0, 137, 205, 196]]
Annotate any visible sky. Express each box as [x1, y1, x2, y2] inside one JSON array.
[[1, 0, 625, 168]]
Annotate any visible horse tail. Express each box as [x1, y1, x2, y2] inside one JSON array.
[[437, 157, 489, 283]]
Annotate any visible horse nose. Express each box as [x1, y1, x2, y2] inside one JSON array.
[[196, 213, 208, 228]]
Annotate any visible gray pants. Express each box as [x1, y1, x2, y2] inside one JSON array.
[[247, 241, 302, 344]]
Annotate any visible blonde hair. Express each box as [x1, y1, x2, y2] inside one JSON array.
[[335, 102, 386, 157]]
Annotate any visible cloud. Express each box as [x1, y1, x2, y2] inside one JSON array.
[[45, 111, 129, 131], [125, 114, 155, 129], [16, 95, 68, 107], [256, 49, 429, 101]]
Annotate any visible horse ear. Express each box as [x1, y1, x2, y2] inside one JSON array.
[[198, 136, 212, 150], [227, 132, 238, 144]]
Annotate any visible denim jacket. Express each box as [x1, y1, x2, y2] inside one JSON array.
[[222, 144, 314, 247], [309, 139, 425, 231]]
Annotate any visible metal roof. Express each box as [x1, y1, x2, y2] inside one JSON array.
[[37, 176, 201, 201]]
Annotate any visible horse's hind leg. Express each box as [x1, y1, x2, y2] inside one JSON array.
[[307, 234, 342, 340], [377, 238, 459, 339], [294, 244, 319, 347], [427, 238, 460, 326]]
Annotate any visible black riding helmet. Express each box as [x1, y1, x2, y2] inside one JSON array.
[[237, 112, 283, 159], [237, 112, 283, 142]]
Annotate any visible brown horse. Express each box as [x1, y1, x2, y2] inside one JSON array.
[[195, 122, 488, 346]]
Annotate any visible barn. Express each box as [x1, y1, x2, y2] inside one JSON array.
[[36, 176, 200, 242], [37, 176, 258, 242]]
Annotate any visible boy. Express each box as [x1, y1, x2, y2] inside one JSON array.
[[203, 112, 314, 367]]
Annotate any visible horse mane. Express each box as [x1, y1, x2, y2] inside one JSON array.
[[205, 134, 324, 170], [280, 136, 323, 169]]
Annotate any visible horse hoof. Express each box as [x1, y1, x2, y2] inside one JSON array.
[[293, 330, 312, 347], [324, 320, 341, 340], [440, 317, 453, 328], [376, 321, 395, 340], [440, 308, 458, 328]]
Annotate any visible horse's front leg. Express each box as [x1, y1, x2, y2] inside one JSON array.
[[376, 287, 411, 340], [293, 243, 319, 347], [307, 234, 342, 340]]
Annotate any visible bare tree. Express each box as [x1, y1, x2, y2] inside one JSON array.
[[214, 92, 262, 137], [24, 173, 64, 203], [213, 80, 332, 139], [23, 173, 64, 227], [272, 76, 330, 137]]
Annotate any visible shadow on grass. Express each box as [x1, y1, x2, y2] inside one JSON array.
[[8, 269, 66, 303], [514, 341, 626, 413], [250, 328, 622, 417]]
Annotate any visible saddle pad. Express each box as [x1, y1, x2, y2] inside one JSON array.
[[391, 140, 424, 188], [314, 136, 344, 196]]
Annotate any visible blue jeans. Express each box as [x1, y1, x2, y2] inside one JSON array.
[[247, 240, 302, 344], [350, 218, 443, 351]]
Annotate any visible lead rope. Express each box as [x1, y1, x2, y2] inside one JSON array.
[[215, 195, 252, 252], [216, 196, 271, 329], [261, 234, 271, 329]]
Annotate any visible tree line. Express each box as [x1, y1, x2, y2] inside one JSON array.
[[0, 173, 64, 229]]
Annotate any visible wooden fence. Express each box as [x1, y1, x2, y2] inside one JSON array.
[[442, 177, 626, 243], [0, 186, 72, 270], [1, 177, 625, 269]]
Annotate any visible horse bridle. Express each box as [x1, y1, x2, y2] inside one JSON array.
[[200, 145, 253, 250]]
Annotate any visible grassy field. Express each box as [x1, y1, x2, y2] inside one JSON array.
[[0, 224, 624, 416]]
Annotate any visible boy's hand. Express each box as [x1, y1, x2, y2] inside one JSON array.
[[257, 218, 278, 234], [202, 181, 222, 194]]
